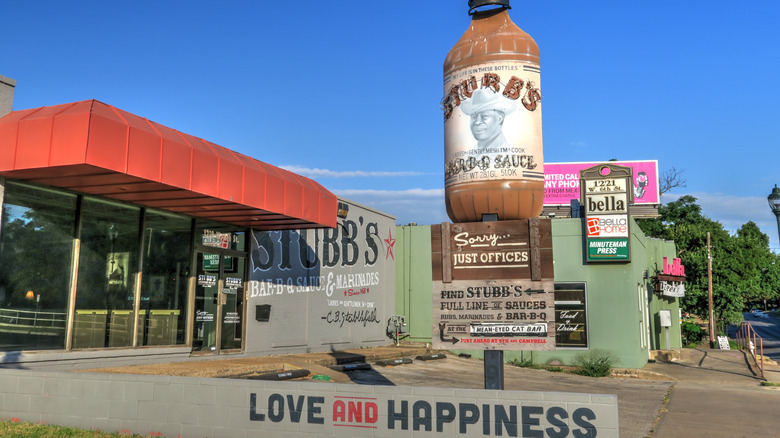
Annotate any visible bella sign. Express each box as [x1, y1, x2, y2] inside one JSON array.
[[663, 257, 686, 276]]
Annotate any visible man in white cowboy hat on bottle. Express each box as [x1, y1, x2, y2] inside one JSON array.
[[460, 87, 518, 152]]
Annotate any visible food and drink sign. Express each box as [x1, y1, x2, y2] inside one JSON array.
[[431, 219, 555, 350], [581, 164, 632, 263]]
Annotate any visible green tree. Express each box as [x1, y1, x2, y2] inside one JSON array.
[[637, 196, 780, 325]]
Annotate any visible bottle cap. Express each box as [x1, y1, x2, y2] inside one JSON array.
[[468, 0, 510, 15]]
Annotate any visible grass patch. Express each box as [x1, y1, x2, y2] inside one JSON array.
[[508, 358, 565, 373], [573, 350, 616, 377], [0, 420, 147, 437], [508, 358, 545, 370], [760, 381, 780, 387]]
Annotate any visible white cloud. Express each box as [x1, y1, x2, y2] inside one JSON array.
[[280, 166, 427, 179], [334, 188, 448, 226], [336, 188, 443, 198]]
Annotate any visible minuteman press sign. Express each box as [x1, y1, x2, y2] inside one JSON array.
[[431, 219, 555, 351], [581, 164, 632, 263]]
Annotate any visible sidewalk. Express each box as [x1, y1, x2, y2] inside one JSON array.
[[640, 346, 780, 438], [640, 346, 778, 385]]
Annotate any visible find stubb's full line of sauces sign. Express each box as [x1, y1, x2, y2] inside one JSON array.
[[431, 219, 555, 351]]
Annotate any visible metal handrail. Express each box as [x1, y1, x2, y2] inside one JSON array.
[[0, 307, 67, 332], [735, 322, 764, 379]]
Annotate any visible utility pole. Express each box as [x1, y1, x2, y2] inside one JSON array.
[[707, 232, 715, 347]]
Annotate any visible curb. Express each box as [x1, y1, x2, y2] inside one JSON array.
[[247, 369, 311, 381], [376, 358, 413, 367], [416, 354, 447, 361], [637, 370, 678, 382], [329, 363, 372, 372]]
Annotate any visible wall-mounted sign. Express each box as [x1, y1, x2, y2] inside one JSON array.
[[584, 193, 628, 215], [662, 257, 686, 277], [586, 238, 630, 260], [580, 164, 632, 263], [554, 283, 588, 348], [431, 219, 555, 351], [586, 215, 629, 238], [657, 281, 685, 297], [653, 256, 686, 297]]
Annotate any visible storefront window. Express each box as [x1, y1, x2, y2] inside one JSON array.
[[139, 211, 192, 346], [74, 198, 140, 349], [0, 182, 76, 351], [554, 283, 588, 348]]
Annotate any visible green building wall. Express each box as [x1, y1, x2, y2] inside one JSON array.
[[395, 218, 682, 370], [395, 225, 434, 343]]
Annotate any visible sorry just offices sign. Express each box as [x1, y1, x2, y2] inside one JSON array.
[[431, 219, 556, 350]]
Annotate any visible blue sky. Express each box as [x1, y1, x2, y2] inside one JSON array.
[[3, 1, 779, 249]]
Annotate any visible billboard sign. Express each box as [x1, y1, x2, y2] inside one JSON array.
[[544, 160, 659, 206]]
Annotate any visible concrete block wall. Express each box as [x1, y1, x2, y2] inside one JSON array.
[[0, 368, 618, 437]]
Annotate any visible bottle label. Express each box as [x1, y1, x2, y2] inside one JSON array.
[[442, 61, 543, 187]]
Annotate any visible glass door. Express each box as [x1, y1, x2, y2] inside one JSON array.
[[192, 251, 246, 353], [220, 255, 245, 351], [193, 252, 220, 352]]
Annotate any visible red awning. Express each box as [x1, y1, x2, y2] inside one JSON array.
[[0, 100, 336, 229]]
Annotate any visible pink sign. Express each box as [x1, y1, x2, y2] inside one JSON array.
[[544, 161, 659, 205], [663, 257, 686, 276]]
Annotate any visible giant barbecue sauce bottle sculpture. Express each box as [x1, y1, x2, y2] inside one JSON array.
[[443, 0, 544, 223]]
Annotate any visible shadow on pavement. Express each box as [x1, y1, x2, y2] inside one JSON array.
[[342, 368, 397, 386]]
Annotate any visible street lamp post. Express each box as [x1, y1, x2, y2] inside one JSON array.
[[769, 185, 780, 246]]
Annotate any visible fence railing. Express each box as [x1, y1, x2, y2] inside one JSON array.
[[0, 307, 67, 336], [734, 321, 764, 379]]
